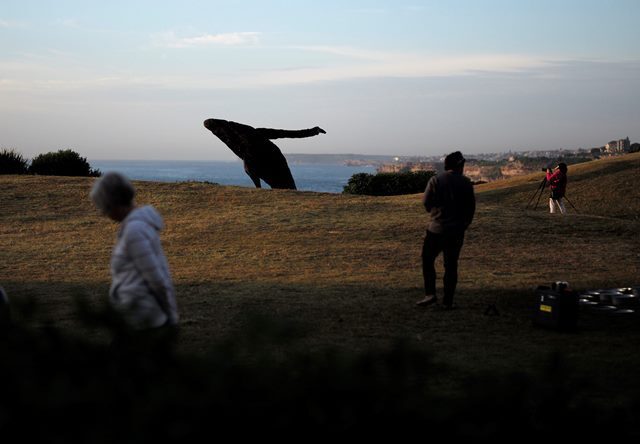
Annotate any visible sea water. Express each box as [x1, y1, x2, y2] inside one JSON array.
[[91, 160, 377, 194]]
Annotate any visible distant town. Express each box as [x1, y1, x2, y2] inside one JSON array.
[[288, 137, 638, 183]]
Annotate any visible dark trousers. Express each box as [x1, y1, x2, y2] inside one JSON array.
[[421, 230, 465, 306]]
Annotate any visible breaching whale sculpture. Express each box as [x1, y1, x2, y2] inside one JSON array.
[[203, 118, 326, 190]]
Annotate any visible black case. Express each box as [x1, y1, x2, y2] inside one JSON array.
[[533, 286, 579, 331]]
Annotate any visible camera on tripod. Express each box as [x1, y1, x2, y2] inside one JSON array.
[[527, 163, 577, 212]]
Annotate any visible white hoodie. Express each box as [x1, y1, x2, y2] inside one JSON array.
[[109, 205, 178, 329]]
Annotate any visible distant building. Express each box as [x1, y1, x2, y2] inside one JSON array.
[[377, 161, 438, 174], [590, 147, 603, 158], [604, 137, 630, 154]]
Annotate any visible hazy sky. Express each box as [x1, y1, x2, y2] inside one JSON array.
[[1, 0, 639, 161]]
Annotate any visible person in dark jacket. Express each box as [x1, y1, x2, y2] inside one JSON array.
[[416, 151, 475, 309], [546, 162, 568, 214]]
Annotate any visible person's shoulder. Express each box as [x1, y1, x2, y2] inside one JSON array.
[[445, 171, 471, 183], [426, 173, 441, 187], [431, 172, 448, 183], [451, 172, 474, 190], [121, 218, 155, 241], [125, 218, 148, 230]]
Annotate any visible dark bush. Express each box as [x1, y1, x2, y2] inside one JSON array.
[[1, 302, 639, 440], [343, 170, 435, 196], [0, 148, 29, 174], [29, 149, 101, 177]]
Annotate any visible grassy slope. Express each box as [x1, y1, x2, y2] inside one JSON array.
[[1, 153, 639, 398], [476, 152, 640, 220]]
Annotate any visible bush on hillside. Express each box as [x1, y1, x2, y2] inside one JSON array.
[[343, 170, 435, 196], [0, 148, 29, 174], [29, 149, 101, 177]]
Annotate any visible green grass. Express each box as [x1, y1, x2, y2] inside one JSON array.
[[1, 153, 640, 402]]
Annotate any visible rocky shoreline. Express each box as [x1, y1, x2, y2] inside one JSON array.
[[376, 157, 596, 183]]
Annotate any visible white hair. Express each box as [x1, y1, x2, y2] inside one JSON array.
[[90, 172, 135, 214]]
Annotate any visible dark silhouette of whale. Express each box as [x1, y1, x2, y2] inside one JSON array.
[[203, 118, 326, 190]]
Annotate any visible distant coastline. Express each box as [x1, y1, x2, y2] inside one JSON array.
[[90, 140, 638, 188], [286, 153, 396, 166], [91, 159, 376, 194], [284, 139, 638, 183]]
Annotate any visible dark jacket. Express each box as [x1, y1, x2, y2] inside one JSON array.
[[422, 171, 476, 234]]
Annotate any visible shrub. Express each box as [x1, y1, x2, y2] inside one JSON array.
[[343, 170, 435, 196], [0, 148, 29, 174], [1, 304, 639, 439], [29, 149, 101, 177]]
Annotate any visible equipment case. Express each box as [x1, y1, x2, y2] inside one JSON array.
[[533, 285, 579, 331]]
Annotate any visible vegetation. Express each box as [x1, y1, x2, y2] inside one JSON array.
[[343, 170, 435, 195], [509, 155, 594, 168], [2, 304, 638, 439], [1, 153, 640, 436], [0, 148, 29, 174], [1, 148, 101, 177], [29, 149, 101, 177]]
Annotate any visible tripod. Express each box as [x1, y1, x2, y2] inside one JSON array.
[[526, 177, 548, 210], [563, 195, 578, 213], [526, 177, 579, 213]]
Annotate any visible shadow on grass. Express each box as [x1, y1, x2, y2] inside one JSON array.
[[2, 283, 640, 439]]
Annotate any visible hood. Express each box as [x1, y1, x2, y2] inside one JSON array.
[[123, 205, 164, 232]]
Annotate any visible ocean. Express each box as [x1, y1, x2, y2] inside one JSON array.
[[91, 160, 377, 194]]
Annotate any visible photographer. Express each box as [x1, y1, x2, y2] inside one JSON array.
[[546, 162, 568, 214]]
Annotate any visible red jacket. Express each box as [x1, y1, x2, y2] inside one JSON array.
[[546, 169, 567, 197]]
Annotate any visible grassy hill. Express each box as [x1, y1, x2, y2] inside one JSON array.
[[1, 153, 639, 403], [476, 152, 640, 220]]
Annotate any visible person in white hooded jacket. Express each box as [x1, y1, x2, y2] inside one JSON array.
[[91, 172, 178, 330]]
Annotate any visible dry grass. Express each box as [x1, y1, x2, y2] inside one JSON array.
[[476, 152, 640, 220], [1, 154, 639, 396]]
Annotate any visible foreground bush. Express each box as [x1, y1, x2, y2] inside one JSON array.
[[0, 148, 29, 174], [343, 170, 435, 196], [29, 149, 101, 177], [1, 300, 639, 440]]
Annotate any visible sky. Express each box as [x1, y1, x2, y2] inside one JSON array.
[[1, 0, 639, 161]]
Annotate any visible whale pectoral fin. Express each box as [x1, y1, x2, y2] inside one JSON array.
[[249, 175, 262, 188], [244, 160, 262, 188]]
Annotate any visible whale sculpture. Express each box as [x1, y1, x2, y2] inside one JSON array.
[[203, 118, 326, 190]]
